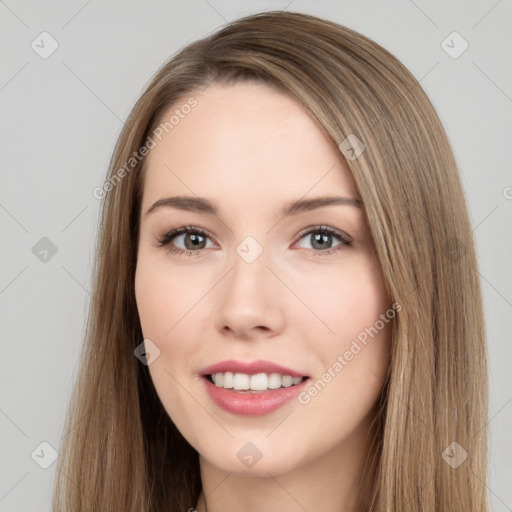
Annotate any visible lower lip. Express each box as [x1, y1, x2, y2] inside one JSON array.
[[202, 376, 309, 416]]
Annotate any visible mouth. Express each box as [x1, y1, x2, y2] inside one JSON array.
[[201, 371, 311, 416], [203, 372, 310, 394]]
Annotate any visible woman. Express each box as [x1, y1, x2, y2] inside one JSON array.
[[53, 10, 489, 511]]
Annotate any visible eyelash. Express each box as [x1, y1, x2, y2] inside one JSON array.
[[154, 224, 352, 258]]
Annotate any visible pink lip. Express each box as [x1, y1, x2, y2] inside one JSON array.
[[200, 359, 308, 378], [201, 376, 309, 416], [199, 359, 310, 416]]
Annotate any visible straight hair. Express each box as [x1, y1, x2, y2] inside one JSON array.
[[53, 10, 489, 511]]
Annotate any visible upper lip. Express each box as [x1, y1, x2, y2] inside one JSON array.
[[200, 359, 309, 378]]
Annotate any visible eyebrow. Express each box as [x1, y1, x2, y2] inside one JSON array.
[[144, 195, 361, 218]]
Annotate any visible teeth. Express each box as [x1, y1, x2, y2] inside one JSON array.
[[211, 372, 303, 391], [233, 373, 250, 390]]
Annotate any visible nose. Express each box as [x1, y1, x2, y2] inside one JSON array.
[[214, 243, 285, 340]]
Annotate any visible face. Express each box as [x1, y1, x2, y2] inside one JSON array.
[[135, 81, 392, 476]]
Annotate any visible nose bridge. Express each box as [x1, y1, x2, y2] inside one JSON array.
[[228, 234, 269, 295], [214, 233, 284, 336], [235, 234, 266, 267]]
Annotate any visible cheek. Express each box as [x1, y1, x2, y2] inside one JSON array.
[[295, 256, 391, 407], [292, 255, 389, 342], [135, 256, 205, 339], [134, 256, 210, 384], [135, 260, 206, 429]]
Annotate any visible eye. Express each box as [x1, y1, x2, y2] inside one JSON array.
[[154, 224, 352, 258], [154, 225, 216, 258], [293, 225, 351, 256]]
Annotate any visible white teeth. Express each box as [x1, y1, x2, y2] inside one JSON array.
[[268, 373, 283, 389], [211, 372, 304, 390], [282, 375, 293, 387], [249, 373, 268, 390], [222, 372, 233, 388], [233, 373, 250, 390]]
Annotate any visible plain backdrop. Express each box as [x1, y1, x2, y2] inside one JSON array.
[[1, 1, 511, 510]]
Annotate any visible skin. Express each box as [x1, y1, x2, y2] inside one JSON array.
[[135, 81, 392, 512]]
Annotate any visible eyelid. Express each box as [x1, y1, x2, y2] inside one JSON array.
[[293, 224, 352, 244], [153, 224, 217, 249]]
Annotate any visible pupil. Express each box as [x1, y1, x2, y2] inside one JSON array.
[[185, 233, 205, 250], [312, 233, 331, 250]]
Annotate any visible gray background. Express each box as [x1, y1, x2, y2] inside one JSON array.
[[1, 1, 511, 510]]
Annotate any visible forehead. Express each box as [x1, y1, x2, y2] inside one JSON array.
[[142, 81, 358, 214]]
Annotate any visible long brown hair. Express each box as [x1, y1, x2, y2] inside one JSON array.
[[53, 10, 489, 511]]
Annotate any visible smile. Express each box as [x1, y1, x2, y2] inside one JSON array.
[[201, 373, 310, 416], [207, 372, 306, 392]]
